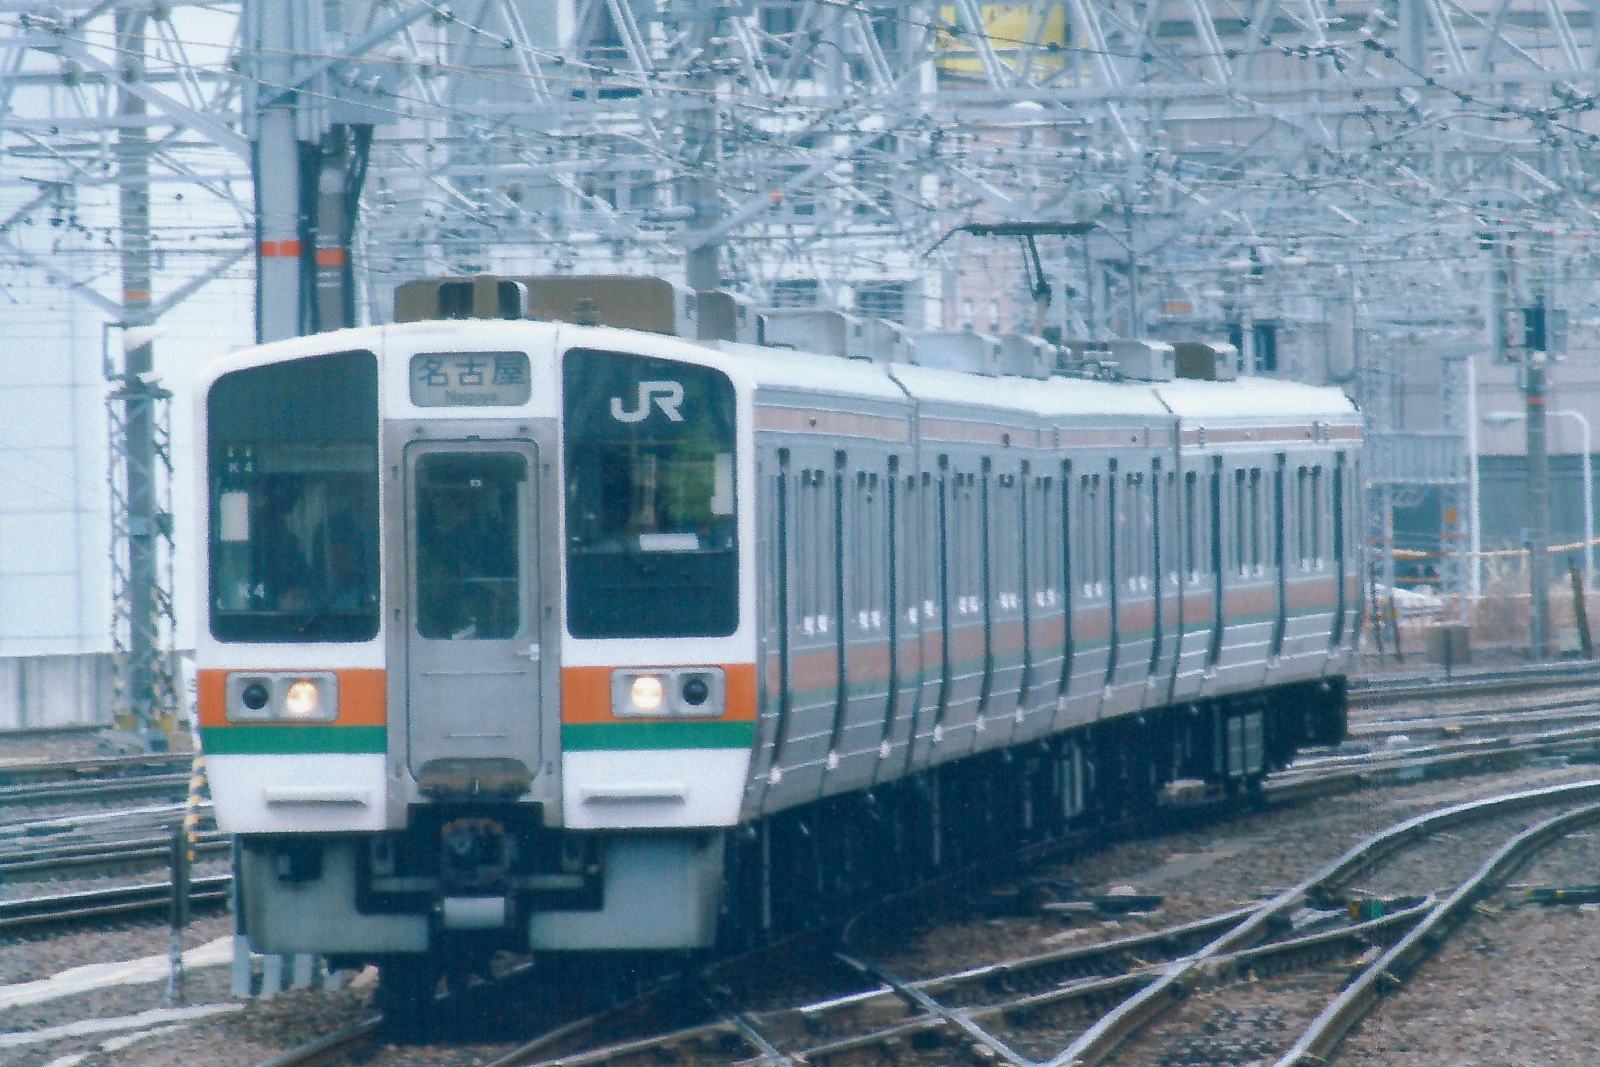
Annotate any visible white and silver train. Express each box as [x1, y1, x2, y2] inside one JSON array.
[[196, 275, 1361, 1012]]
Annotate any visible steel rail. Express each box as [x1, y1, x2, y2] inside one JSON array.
[[774, 900, 1433, 1067], [0, 723, 103, 740], [478, 1011, 615, 1067], [494, 899, 1433, 1067], [1264, 724, 1600, 806], [0, 832, 228, 878], [483, 907, 1258, 1067], [836, 952, 1034, 1067], [0, 873, 230, 931], [0, 824, 218, 864], [1273, 800, 1600, 1066], [252, 1018, 383, 1067], [0, 771, 192, 807], [1349, 693, 1600, 737], [485, 763, 1600, 1067], [469, 738, 1569, 1067], [0, 802, 206, 839], [1038, 778, 1600, 1067], [1279, 720, 1600, 779], [1350, 662, 1600, 704], [689, 979, 801, 1067], [721, 1009, 797, 1067], [0, 751, 191, 787]]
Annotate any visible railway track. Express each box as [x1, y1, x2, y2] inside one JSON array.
[[0, 874, 231, 932], [1349, 661, 1600, 705], [0, 828, 228, 880], [1274, 800, 1600, 1066], [248, 740, 1600, 1067], [1348, 691, 1600, 741], [26, 673, 1594, 1066], [0, 750, 191, 788], [435, 780, 1600, 1067], [0, 771, 193, 809]]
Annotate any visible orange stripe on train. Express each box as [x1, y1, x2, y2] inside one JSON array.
[[561, 664, 757, 724], [197, 668, 386, 729]]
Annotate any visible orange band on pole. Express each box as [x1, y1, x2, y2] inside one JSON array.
[[315, 247, 348, 267], [259, 240, 303, 258]]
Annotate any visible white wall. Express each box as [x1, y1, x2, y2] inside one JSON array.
[[0, 181, 254, 724]]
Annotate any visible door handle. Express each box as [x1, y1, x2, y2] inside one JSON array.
[[518, 643, 541, 661]]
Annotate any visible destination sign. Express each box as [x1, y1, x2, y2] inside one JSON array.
[[410, 351, 531, 407]]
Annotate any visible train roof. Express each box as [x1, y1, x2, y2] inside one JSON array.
[[710, 341, 908, 402], [198, 321, 1359, 428], [1152, 376, 1360, 422], [720, 337, 1357, 424], [889, 361, 1168, 419]]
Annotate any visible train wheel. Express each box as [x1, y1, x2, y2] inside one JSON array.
[[376, 955, 440, 1040]]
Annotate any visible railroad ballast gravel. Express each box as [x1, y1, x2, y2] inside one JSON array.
[[9, 722, 1600, 1063]]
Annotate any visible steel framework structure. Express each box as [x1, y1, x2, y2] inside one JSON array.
[[4, 1, 1600, 708], [2, 2, 1597, 321]]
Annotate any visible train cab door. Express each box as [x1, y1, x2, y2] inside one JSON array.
[[403, 439, 545, 793]]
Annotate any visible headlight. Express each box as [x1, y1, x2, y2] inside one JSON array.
[[226, 672, 339, 723], [611, 667, 726, 718], [630, 674, 666, 714], [283, 679, 322, 718]]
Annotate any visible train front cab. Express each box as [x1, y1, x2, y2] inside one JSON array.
[[201, 324, 759, 991]]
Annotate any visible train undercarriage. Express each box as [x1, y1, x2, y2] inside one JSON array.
[[236, 678, 1345, 1026]]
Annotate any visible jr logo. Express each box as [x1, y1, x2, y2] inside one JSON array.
[[610, 380, 685, 423]]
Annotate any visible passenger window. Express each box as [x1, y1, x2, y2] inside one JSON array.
[[1248, 467, 1263, 574], [795, 467, 833, 637], [817, 468, 834, 633], [1123, 471, 1146, 591], [1311, 465, 1324, 567], [793, 470, 810, 631], [1060, 461, 1073, 606], [1084, 473, 1104, 595], [1034, 472, 1059, 608], [775, 451, 792, 644], [852, 468, 884, 631], [1232, 468, 1247, 575], [1163, 468, 1175, 587], [1184, 470, 1199, 583], [414, 452, 525, 641], [991, 467, 1013, 613]]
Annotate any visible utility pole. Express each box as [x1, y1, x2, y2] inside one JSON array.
[[110, 6, 175, 747], [682, 0, 720, 292], [248, 0, 372, 339], [1526, 347, 1552, 660], [313, 126, 371, 332], [1495, 223, 1553, 662], [1124, 202, 1141, 338], [250, 0, 307, 342]]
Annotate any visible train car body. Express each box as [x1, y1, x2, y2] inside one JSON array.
[[195, 284, 1360, 1000]]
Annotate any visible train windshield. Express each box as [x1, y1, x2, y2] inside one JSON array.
[[563, 348, 737, 638], [207, 351, 380, 642]]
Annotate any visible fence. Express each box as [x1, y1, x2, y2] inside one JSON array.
[[1364, 545, 1598, 669]]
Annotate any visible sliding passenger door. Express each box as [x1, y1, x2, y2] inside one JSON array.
[[404, 440, 544, 789]]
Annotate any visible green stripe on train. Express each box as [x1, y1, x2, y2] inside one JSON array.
[[200, 725, 387, 754], [562, 721, 756, 751]]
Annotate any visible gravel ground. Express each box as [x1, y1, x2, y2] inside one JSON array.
[[849, 762, 1600, 1067], [1337, 810, 1600, 1065], [0, 728, 196, 768], [9, 712, 1600, 1065]]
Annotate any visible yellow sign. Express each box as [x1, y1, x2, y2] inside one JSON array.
[[938, 4, 1071, 77]]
